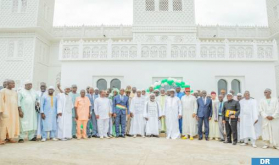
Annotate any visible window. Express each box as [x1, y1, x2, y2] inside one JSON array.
[[171, 46, 179, 58], [100, 46, 107, 58], [146, 0, 155, 11], [129, 46, 137, 58], [63, 47, 71, 58], [150, 46, 158, 58], [231, 79, 241, 94], [97, 79, 107, 91], [159, 0, 168, 11], [141, 46, 149, 58], [8, 41, 15, 58], [274, 5, 279, 19], [92, 47, 99, 58], [121, 47, 128, 58], [112, 46, 120, 58], [173, 0, 182, 11], [83, 47, 91, 58], [72, 47, 79, 58], [159, 46, 167, 58], [218, 79, 227, 95], [110, 79, 121, 89], [7, 40, 24, 59], [44, 5, 49, 20], [12, 0, 27, 13]]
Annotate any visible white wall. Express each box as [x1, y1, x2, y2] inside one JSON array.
[[60, 60, 277, 101]]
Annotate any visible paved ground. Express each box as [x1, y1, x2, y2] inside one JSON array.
[[0, 137, 278, 165]]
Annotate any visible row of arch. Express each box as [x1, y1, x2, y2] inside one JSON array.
[[146, 0, 182, 11], [97, 79, 121, 90], [112, 46, 137, 58], [218, 79, 241, 95]]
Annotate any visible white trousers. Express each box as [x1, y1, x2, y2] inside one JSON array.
[[97, 118, 109, 137]]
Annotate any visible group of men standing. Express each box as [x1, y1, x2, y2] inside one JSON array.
[[0, 80, 278, 150]]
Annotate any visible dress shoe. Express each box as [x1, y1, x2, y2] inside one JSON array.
[[88, 135, 92, 138], [72, 135, 77, 139], [219, 139, 225, 142], [233, 142, 237, 145], [224, 141, 232, 144], [205, 137, 209, 141], [198, 137, 202, 140], [30, 137, 37, 141], [18, 139, 24, 143]]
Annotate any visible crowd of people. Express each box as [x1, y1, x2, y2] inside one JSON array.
[[0, 79, 278, 150]]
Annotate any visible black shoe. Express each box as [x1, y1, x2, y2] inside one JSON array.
[[126, 134, 132, 137], [18, 139, 24, 143], [205, 137, 209, 141], [122, 135, 126, 138], [30, 137, 37, 141], [88, 135, 92, 138], [198, 137, 202, 140], [72, 135, 77, 139], [224, 141, 232, 144], [233, 142, 237, 145], [119, 135, 123, 137], [219, 139, 225, 142]]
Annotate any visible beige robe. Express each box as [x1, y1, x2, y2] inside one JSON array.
[[259, 98, 279, 147], [0, 89, 20, 140]]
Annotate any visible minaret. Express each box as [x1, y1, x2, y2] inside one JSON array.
[[266, 0, 279, 95], [0, 0, 56, 89], [132, 0, 197, 42]]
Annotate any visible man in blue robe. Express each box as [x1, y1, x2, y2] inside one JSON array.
[[69, 84, 80, 139], [40, 86, 58, 142]]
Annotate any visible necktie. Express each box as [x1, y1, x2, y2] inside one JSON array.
[[219, 102, 223, 115]]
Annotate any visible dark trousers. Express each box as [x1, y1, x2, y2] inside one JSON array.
[[225, 120, 237, 143], [115, 113, 126, 136], [198, 117, 209, 138], [178, 118, 182, 134]]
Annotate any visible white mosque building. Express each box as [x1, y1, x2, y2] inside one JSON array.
[[0, 0, 279, 100]]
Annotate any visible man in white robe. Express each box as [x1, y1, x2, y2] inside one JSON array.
[[18, 80, 39, 143], [95, 90, 112, 139], [181, 88, 197, 140], [259, 88, 279, 149], [165, 89, 182, 140], [130, 90, 146, 138], [239, 91, 258, 148], [144, 93, 162, 137], [57, 86, 73, 140]]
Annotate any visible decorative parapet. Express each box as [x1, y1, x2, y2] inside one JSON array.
[[197, 25, 271, 39], [52, 25, 133, 39], [59, 39, 278, 61]]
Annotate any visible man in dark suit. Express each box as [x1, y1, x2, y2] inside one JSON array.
[[113, 89, 129, 138], [197, 90, 212, 141]]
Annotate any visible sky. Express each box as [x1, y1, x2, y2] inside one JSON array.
[[53, 0, 268, 26]]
